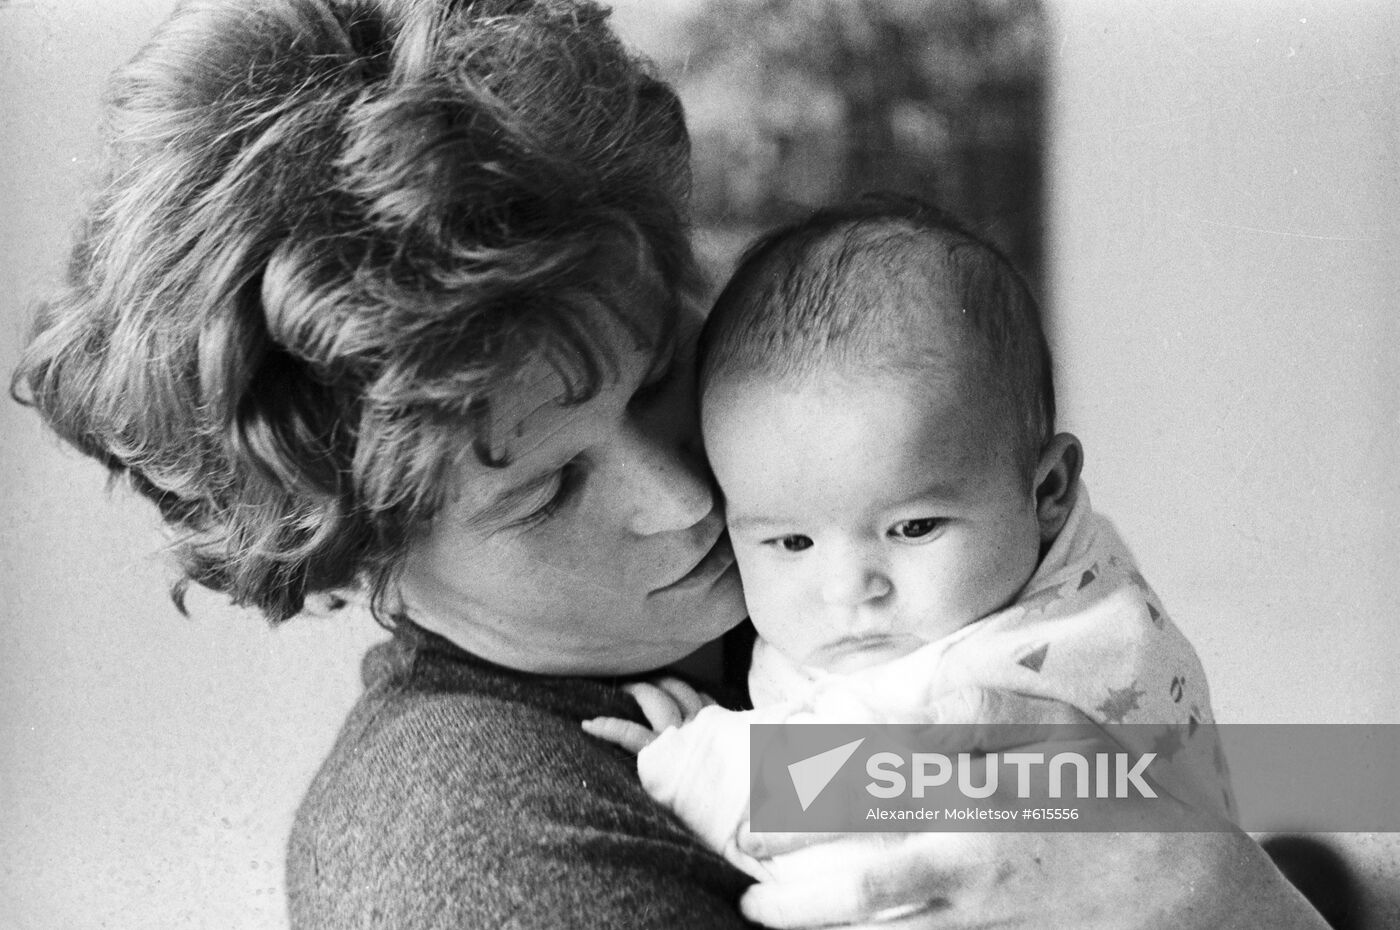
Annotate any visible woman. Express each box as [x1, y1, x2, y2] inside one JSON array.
[[11, 0, 1328, 926]]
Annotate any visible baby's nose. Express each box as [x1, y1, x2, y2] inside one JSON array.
[[818, 556, 892, 607]]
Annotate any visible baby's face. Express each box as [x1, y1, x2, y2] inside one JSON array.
[[703, 368, 1042, 674]]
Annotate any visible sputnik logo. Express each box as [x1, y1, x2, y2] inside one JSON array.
[[788, 738, 866, 811]]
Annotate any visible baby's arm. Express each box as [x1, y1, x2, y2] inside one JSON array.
[[585, 678, 772, 880]]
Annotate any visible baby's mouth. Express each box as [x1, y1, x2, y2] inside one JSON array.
[[817, 634, 921, 672]]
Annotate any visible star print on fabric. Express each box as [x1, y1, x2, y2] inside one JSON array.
[[1145, 601, 1164, 629], [1170, 675, 1186, 703], [1016, 643, 1050, 673], [1077, 563, 1099, 590], [1150, 725, 1186, 760], [1016, 584, 1063, 617], [1109, 555, 1161, 603], [1095, 682, 1145, 724], [1188, 703, 1206, 738]]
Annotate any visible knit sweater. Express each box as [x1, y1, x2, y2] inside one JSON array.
[[286, 625, 755, 929]]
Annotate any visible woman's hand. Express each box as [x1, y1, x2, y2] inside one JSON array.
[[740, 817, 1329, 929], [735, 687, 1329, 930]]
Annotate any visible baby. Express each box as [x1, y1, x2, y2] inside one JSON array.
[[585, 196, 1232, 877]]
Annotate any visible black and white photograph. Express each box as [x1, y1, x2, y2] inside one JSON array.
[[1, 1, 1396, 927]]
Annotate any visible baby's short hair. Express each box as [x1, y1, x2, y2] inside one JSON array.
[[699, 195, 1055, 473]]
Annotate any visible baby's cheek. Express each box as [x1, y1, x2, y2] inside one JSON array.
[[898, 574, 967, 636], [896, 546, 996, 632], [968, 532, 1040, 615], [740, 562, 803, 641]]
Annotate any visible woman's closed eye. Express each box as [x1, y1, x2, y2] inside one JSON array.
[[890, 517, 943, 541], [513, 461, 587, 530]]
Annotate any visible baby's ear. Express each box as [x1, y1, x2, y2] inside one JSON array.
[[1033, 433, 1083, 546]]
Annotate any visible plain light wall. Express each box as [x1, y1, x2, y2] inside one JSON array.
[[1046, 0, 1399, 731], [1, 8, 383, 930], [1, 2, 1395, 929], [1044, 1, 1398, 923]]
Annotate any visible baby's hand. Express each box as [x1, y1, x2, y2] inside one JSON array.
[[582, 676, 716, 754]]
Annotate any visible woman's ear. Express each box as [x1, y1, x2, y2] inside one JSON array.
[[1033, 433, 1083, 546]]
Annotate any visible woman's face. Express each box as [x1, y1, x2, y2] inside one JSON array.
[[397, 256, 746, 675]]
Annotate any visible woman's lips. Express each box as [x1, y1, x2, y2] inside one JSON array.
[[650, 533, 736, 596]]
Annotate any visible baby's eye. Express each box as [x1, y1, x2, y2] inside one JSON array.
[[769, 534, 813, 553], [891, 518, 942, 540]]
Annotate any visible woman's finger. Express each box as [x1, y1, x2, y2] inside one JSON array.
[[745, 893, 956, 930], [831, 899, 960, 930], [737, 824, 847, 860], [623, 681, 685, 731], [741, 832, 992, 929]]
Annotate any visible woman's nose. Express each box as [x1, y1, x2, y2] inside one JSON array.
[[818, 547, 892, 607], [618, 423, 715, 536]]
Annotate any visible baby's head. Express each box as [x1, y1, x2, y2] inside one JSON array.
[[699, 196, 1082, 673]]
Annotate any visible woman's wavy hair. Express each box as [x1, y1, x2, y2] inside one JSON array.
[[11, 0, 697, 623]]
